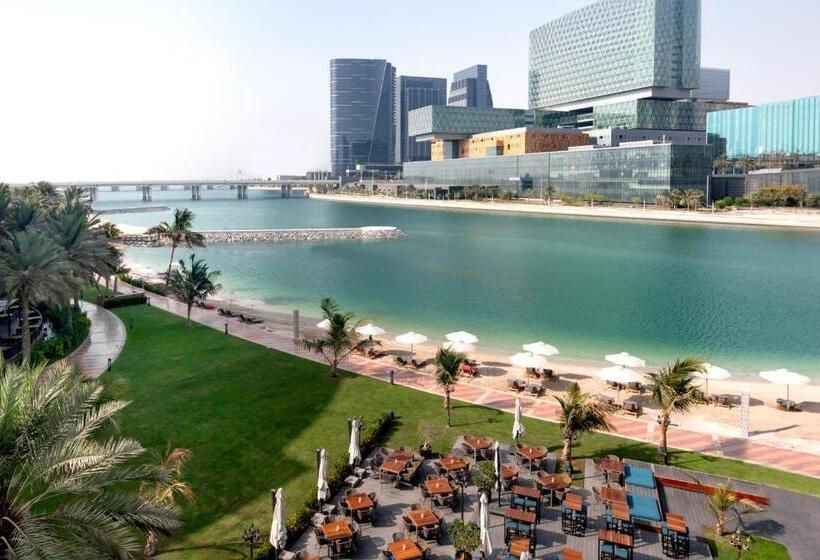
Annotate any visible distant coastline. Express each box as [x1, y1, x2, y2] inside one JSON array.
[[311, 193, 820, 230]]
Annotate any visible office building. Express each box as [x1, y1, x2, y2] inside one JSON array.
[[395, 76, 447, 163], [330, 58, 396, 177], [707, 94, 820, 158], [691, 68, 731, 102], [448, 65, 493, 108], [710, 167, 820, 201], [588, 128, 706, 147], [431, 127, 588, 160]]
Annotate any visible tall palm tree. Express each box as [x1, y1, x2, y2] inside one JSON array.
[[165, 254, 221, 325], [34, 181, 61, 211], [302, 298, 370, 377], [63, 185, 90, 209], [646, 357, 705, 464], [554, 383, 614, 469], [713, 154, 733, 175], [736, 155, 757, 174], [0, 358, 183, 558], [7, 196, 41, 232], [434, 347, 464, 427], [146, 208, 205, 289], [0, 230, 76, 360], [684, 189, 704, 210], [0, 183, 12, 239]]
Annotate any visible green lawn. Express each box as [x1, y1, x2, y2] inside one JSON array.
[[103, 303, 817, 558], [703, 527, 790, 559]]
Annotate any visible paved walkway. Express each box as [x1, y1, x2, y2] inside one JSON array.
[[67, 301, 127, 378], [118, 284, 820, 479]]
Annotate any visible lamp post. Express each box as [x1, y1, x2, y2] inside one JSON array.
[[729, 527, 752, 559], [241, 522, 262, 559]]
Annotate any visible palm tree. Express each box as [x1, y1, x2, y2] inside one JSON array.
[[707, 483, 763, 536], [713, 154, 733, 175], [140, 446, 196, 557], [684, 189, 704, 210], [736, 155, 757, 174], [0, 230, 76, 360], [435, 347, 464, 427], [63, 185, 90, 209], [0, 183, 11, 239], [146, 208, 205, 289], [301, 298, 370, 377], [34, 181, 61, 211], [646, 357, 705, 464], [165, 254, 221, 325], [113, 260, 131, 294], [554, 383, 614, 469], [0, 358, 183, 558]]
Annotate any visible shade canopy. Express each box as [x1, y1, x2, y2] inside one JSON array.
[[443, 340, 475, 353], [522, 341, 560, 356], [759, 369, 809, 386], [509, 352, 550, 370], [697, 363, 732, 381], [512, 398, 525, 441], [598, 365, 641, 385], [605, 352, 646, 368], [269, 488, 286, 550], [395, 332, 428, 345], [356, 323, 385, 337], [446, 331, 479, 344], [317, 449, 330, 502], [316, 319, 331, 331]]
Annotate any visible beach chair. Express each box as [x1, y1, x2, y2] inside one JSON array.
[[777, 398, 800, 411]]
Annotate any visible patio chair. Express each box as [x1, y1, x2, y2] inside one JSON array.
[[419, 524, 439, 542], [330, 538, 355, 559], [379, 447, 393, 457], [417, 538, 431, 558], [395, 529, 409, 542]]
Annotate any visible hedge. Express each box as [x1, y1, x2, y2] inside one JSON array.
[[117, 273, 168, 297], [99, 293, 148, 309], [31, 306, 91, 363]]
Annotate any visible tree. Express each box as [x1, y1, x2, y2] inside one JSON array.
[[646, 357, 705, 464], [165, 254, 221, 325], [146, 208, 205, 289], [434, 347, 464, 427], [301, 298, 370, 377], [713, 154, 733, 175], [706, 484, 763, 536], [63, 185, 91, 209], [736, 155, 756, 174], [554, 383, 613, 469], [0, 358, 183, 558], [684, 189, 704, 210], [0, 230, 76, 360]]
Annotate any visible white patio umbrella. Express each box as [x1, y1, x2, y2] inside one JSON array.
[[443, 340, 475, 354], [317, 448, 330, 502], [509, 352, 551, 370], [269, 488, 286, 552], [395, 331, 428, 354], [760, 368, 810, 401], [522, 341, 560, 357], [520, 551, 531, 560], [356, 323, 386, 338], [695, 363, 731, 395], [316, 318, 331, 331], [512, 398, 525, 441], [598, 365, 641, 403], [479, 492, 492, 558], [605, 352, 646, 368], [446, 331, 479, 344], [493, 441, 503, 505], [348, 418, 362, 466]]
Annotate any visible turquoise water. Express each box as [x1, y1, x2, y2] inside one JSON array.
[[94, 191, 820, 376]]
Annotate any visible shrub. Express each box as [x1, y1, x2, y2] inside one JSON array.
[[99, 293, 148, 309], [471, 461, 497, 495], [750, 184, 806, 207], [117, 273, 167, 296], [448, 520, 481, 553], [31, 306, 91, 363]]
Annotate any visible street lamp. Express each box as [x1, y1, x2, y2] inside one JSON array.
[[241, 522, 262, 559]]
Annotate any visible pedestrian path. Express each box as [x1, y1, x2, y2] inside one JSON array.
[[67, 301, 127, 378], [118, 283, 820, 479]]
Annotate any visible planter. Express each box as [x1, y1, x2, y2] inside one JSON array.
[[419, 444, 432, 459], [455, 551, 472, 560]]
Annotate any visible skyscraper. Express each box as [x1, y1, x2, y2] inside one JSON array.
[[395, 76, 447, 163], [330, 59, 396, 177], [448, 65, 493, 108]]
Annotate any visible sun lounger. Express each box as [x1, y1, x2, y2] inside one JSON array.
[[368, 348, 386, 359], [776, 398, 800, 411], [627, 381, 644, 394], [622, 399, 642, 416], [714, 394, 734, 408], [411, 358, 428, 369], [395, 356, 409, 366], [596, 394, 615, 406], [508, 378, 525, 392]]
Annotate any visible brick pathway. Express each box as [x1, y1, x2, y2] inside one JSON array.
[[118, 284, 820, 479], [67, 301, 127, 378]]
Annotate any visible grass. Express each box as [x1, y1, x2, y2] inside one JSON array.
[[703, 527, 790, 559], [100, 302, 820, 558]]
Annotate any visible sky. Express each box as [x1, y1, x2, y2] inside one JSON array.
[[1, 0, 818, 182]]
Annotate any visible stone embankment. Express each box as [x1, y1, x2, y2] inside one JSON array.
[[97, 206, 171, 215], [120, 226, 405, 247]]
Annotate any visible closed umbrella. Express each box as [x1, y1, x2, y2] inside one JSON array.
[[493, 441, 503, 506], [598, 365, 641, 403], [446, 331, 479, 344], [695, 363, 731, 395], [479, 492, 492, 558], [605, 352, 646, 368], [509, 352, 551, 370], [522, 341, 560, 357], [269, 488, 286, 554], [356, 323, 385, 338], [348, 418, 361, 466], [443, 340, 475, 353], [316, 318, 331, 331], [760, 369, 809, 401], [520, 551, 531, 560], [395, 331, 428, 354], [317, 448, 330, 502], [513, 398, 525, 441]]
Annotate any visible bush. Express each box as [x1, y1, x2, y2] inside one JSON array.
[[471, 461, 497, 495], [117, 273, 167, 296], [99, 293, 148, 309], [447, 520, 481, 553], [31, 306, 91, 363], [750, 184, 806, 207]]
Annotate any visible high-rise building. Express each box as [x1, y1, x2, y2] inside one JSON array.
[[330, 58, 396, 177], [448, 65, 493, 108], [529, 0, 701, 111], [690, 67, 731, 102], [395, 76, 447, 163]]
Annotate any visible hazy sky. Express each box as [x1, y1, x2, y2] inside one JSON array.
[[1, 0, 818, 182]]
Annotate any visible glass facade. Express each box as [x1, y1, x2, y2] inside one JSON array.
[[330, 59, 396, 176], [407, 106, 572, 138], [690, 67, 730, 102], [529, 0, 701, 109], [395, 76, 447, 163], [593, 99, 743, 131], [403, 144, 714, 202], [707, 95, 820, 157], [448, 65, 493, 108]]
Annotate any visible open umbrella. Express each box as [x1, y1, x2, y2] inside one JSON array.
[[479, 492, 492, 558], [348, 418, 361, 466], [316, 318, 331, 331], [509, 352, 551, 370], [605, 352, 646, 368], [395, 332, 428, 354], [443, 340, 475, 354], [760, 369, 809, 401], [446, 331, 479, 344], [513, 398, 525, 441], [598, 365, 641, 403], [356, 323, 385, 338], [522, 341, 560, 357], [695, 363, 731, 395], [317, 449, 330, 503], [269, 488, 286, 554]]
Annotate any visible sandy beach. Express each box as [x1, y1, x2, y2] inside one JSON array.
[[311, 193, 820, 230]]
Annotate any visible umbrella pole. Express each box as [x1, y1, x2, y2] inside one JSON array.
[[787, 384, 790, 402]]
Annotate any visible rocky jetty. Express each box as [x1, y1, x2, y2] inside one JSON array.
[[120, 226, 404, 247], [97, 206, 171, 215]]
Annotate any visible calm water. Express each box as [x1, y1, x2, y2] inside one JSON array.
[[94, 190, 820, 376]]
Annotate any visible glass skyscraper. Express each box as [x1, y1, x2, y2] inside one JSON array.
[[529, 0, 701, 111], [448, 65, 494, 108], [330, 59, 396, 176], [395, 76, 447, 163]]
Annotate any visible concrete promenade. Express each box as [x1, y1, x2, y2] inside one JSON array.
[[115, 283, 820, 479], [67, 301, 127, 378]]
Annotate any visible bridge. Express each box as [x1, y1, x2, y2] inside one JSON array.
[[8, 178, 339, 201]]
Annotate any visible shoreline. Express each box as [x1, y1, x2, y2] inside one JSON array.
[[311, 193, 820, 231]]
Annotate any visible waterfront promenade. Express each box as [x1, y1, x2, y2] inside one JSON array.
[[115, 283, 820, 479]]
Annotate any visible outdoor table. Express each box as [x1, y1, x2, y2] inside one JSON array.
[[388, 539, 423, 560], [344, 493, 373, 512], [424, 479, 454, 495], [502, 465, 520, 479], [516, 445, 546, 471], [463, 436, 493, 459], [562, 547, 583, 560], [321, 520, 353, 541], [389, 450, 415, 461], [564, 492, 584, 511], [504, 507, 536, 525], [610, 502, 631, 522], [600, 458, 625, 480], [440, 455, 468, 471], [509, 537, 532, 557], [512, 485, 541, 522], [598, 528, 634, 550], [601, 486, 627, 504], [666, 513, 688, 534], [380, 459, 408, 482], [407, 508, 440, 528]]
